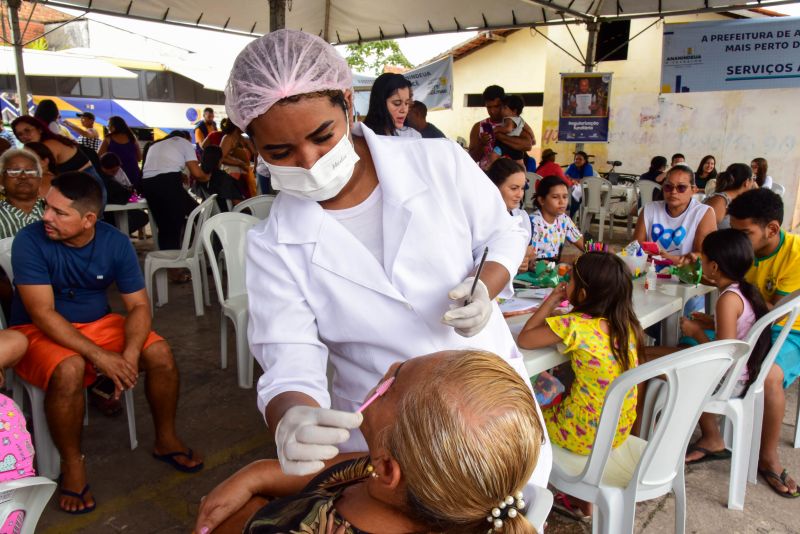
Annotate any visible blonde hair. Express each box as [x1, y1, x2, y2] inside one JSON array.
[[384, 351, 543, 534]]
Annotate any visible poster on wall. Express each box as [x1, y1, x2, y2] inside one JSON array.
[[661, 17, 800, 93], [558, 73, 611, 142], [404, 55, 454, 110]]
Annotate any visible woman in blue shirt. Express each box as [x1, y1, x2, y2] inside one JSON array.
[[565, 151, 593, 181], [564, 151, 593, 218]]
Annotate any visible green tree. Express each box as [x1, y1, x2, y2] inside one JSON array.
[[345, 40, 412, 75]]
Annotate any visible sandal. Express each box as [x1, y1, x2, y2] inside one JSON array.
[[57, 472, 96, 515], [168, 270, 192, 284], [685, 445, 731, 465], [551, 491, 590, 522], [758, 468, 800, 498], [152, 448, 204, 473]]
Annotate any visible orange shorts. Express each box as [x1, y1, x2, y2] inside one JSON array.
[[11, 313, 164, 390]]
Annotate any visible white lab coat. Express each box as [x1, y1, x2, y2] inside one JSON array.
[[246, 123, 551, 486]]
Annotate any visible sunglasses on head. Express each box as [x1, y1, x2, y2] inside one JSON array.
[[662, 183, 690, 193]]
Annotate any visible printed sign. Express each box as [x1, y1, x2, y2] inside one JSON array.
[[403, 55, 453, 110], [558, 72, 611, 142], [661, 17, 800, 93]]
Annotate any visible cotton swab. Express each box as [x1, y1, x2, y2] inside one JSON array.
[[357, 376, 395, 413]]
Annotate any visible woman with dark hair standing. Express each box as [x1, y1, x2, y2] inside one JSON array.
[[363, 73, 420, 138], [695, 154, 717, 190], [750, 157, 773, 189], [704, 163, 755, 229], [12, 115, 106, 204], [99, 116, 142, 191], [33, 99, 64, 135]]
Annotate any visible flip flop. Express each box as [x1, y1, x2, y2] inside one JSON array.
[[57, 476, 96, 515], [685, 445, 732, 465], [758, 468, 800, 499], [152, 448, 204, 473], [551, 491, 590, 523]]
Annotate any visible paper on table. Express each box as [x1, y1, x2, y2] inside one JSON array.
[[516, 288, 553, 300], [499, 297, 540, 317]]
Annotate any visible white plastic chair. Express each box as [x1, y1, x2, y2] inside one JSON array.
[[144, 195, 217, 317], [549, 340, 748, 534], [202, 212, 259, 388], [15, 378, 138, 480], [642, 290, 800, 510], [524, 173, 543, 211], [232, 194, 275, 219], [0, 237, 12, 329], [0, 476, 56, 534], [636, 181, 661, 205], [579, 177, 614, 241], [771, 182, 786, 197], [523, 483, 553, 532]]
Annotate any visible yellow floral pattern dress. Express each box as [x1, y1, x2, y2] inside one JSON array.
[[544, 313, 638, 455], [245, 456, 372, 533]]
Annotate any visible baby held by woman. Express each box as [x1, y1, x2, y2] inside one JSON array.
[[196, 350, 545, 534]]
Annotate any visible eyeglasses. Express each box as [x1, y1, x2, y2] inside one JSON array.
[[4, 169, 39, 178], [662, 183, 690, 193]]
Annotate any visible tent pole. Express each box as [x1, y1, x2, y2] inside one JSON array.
[[7, 0, 29, 116], [269, 0, 286, 32], [575, 21, 598, 154]]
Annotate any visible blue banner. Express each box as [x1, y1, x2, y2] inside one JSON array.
[[558, 72, 611, 142], [661, 17, 800, 93]]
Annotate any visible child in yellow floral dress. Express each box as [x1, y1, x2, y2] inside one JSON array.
[[518, 252, 644, 518]]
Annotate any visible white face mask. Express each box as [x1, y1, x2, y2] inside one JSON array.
[[266, 122, 360, 202]]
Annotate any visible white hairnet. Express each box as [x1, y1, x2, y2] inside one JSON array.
[[225, 29, 353, 131]]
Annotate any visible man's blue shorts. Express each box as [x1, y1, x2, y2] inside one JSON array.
[[773, 326, 800, 389]]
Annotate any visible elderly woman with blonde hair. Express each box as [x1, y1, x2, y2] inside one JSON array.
[[196, 350, 544, 534]]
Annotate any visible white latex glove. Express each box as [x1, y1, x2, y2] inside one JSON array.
[[275, 406, 363, 476], [441, 277, 493, 337]]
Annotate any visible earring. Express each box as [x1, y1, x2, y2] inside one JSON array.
[[367, 464, 378, 478]]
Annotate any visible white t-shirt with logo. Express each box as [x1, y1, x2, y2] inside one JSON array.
[[642, 199, 710, 256]]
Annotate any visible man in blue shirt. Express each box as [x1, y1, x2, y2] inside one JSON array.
[[10, 172, 202, 514]]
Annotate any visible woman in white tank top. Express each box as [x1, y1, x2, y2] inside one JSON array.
[[633, 164, 717, 264]]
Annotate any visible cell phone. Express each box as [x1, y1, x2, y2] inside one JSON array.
[[481, 122, 493, 135]]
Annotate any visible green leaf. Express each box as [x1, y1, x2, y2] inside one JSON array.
[[345, 40, 413, 76]]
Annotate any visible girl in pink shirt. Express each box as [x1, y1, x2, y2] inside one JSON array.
[[679, 229, 771, 464]]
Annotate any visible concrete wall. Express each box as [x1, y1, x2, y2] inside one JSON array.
[[432, 15, 800, 227]]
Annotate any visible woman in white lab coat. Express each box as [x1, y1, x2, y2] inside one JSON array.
[[225, 29, 551, 484]]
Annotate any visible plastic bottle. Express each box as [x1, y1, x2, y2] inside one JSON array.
[[645, 261, 657, 292]]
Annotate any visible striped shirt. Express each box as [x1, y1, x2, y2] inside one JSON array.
[[0, 199, 45, 239]]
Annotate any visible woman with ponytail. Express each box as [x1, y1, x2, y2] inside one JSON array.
[[703, 163, 755, 229], [195, 350, 544, 534], [678, 229, 772, 464]]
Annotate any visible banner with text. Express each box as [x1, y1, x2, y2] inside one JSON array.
[[404, 55, 453, 111], [661, 17, 800, 93], [558, 72, 611, 142]]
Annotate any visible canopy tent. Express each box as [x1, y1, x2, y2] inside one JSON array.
[[0, 48, 136, 78], [37, 0, 800, 43]]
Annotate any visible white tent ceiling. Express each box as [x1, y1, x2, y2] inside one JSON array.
[[39, 0, 800, 43]]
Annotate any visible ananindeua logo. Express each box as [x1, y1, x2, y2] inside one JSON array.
[[665, 48, 703, 66]]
